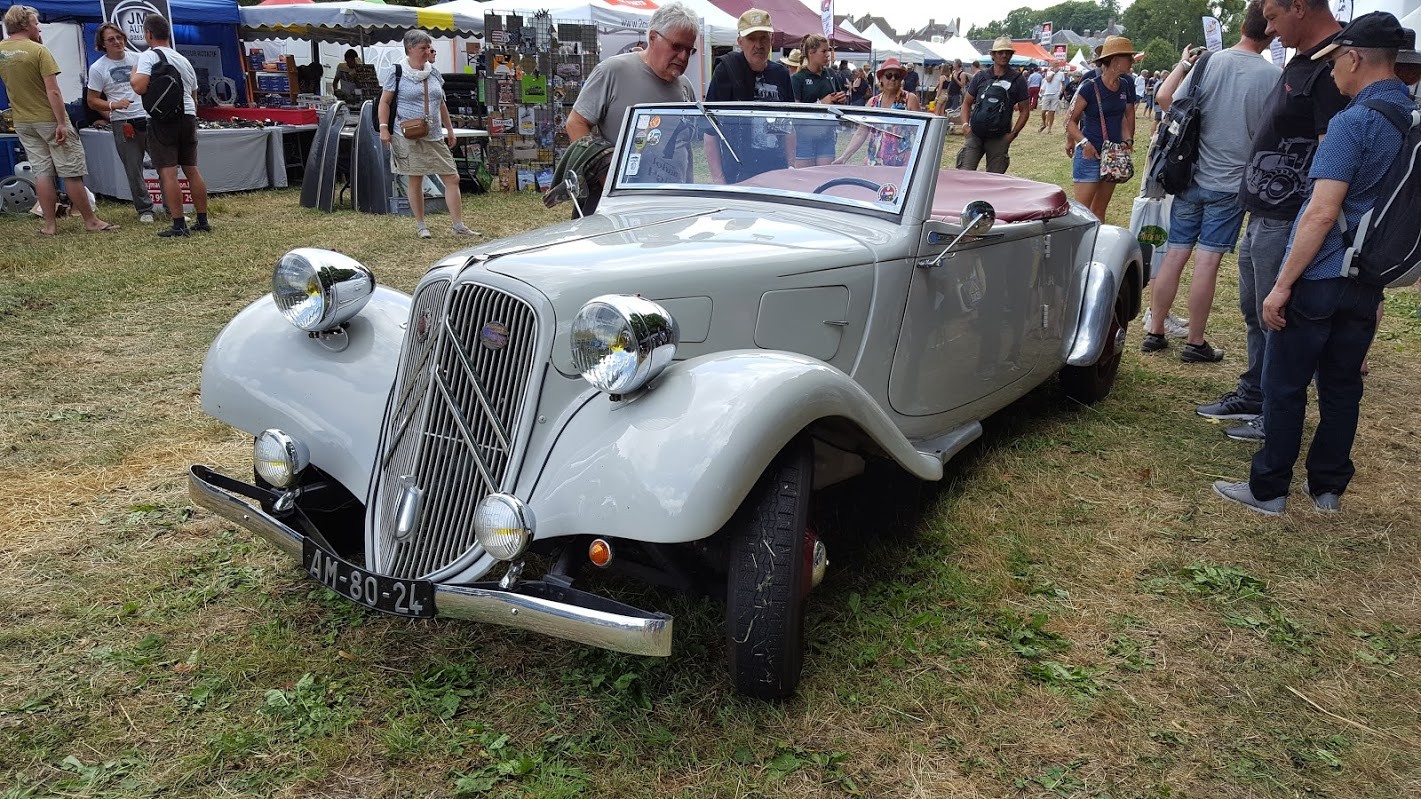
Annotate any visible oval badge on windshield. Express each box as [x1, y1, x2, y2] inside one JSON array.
[[480, 321, 509, 350]]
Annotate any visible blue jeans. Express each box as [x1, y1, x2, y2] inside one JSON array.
[[1235, 216, 1293, 403], [1166, 184, 1244, 254], [1071, 143, 1100, 183], [1249, 277, 1383, 500]]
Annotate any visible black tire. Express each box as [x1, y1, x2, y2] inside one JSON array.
[[725, 437, 813, 700], [1061, 279, 1130, 404]]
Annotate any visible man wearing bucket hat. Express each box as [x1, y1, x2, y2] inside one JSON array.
[[1214, 11, 1414, 515], [704, 8, 795, 183], [957, 36, 1030, 173], [1395, 28, 1420, 92], [781, 48, 803, 74]]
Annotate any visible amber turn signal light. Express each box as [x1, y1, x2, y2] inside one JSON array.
[[588, 538, 613, 568]]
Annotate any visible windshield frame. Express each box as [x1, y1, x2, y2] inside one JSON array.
[[603, 102, 938, 222]]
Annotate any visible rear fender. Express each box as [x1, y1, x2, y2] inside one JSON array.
[[528, 350, 941, 544], [1066, 224, 1141, 366], [200, 287, 411, 497]]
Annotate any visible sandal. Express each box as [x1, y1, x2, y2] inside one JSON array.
[[416, 224, 432, 239], [452, 223, 479, 237]]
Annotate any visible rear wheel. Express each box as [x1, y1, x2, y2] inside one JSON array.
[[1061, 279, 1130, 404], [725, 437, 813, 700]]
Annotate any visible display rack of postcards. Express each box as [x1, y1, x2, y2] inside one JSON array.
[[481, 11, 600, 192]]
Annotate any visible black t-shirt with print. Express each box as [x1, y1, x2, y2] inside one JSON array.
[[705, 52, 795, 182], [1238, 35, 1348, 220], [792, 68, 841, 104]]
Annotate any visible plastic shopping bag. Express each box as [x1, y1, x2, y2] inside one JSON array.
[[1129, 193, 1171, 284]]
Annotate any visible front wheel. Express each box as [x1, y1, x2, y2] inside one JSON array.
[[725, 437, 813, 700], [1060, 279, 1130, 404]]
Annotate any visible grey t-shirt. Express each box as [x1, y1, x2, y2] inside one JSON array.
[[1173, 48, 1281, 194], [382, 66, 446, 139], [572, 52, 695, 145]]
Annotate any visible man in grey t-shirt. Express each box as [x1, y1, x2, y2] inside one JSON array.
[[566, 2, 697, 147], [1141, 0, 1280, 363]]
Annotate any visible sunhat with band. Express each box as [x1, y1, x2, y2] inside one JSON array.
[[990, 36, 1014, 53], [781, 48, 804, 68], [876, 57, 907, 80], [1093, 36, 1139, 64]]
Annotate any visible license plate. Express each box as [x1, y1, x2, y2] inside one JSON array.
[[301, 538, 435, 618]]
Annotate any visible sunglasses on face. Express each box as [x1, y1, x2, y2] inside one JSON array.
[[654, 31, 697, 56], [104, 35, 125, 43], [881, 73, 903, 80]]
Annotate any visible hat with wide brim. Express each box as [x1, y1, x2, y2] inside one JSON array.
[[876, 57, 907, 79], [781, 48, 803, 68], [1094, 36, 1140, 63], [990, 36, 1014, 53]]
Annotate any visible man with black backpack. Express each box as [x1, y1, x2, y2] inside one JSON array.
[[1142, 0, 1278, 363], [957, 38, 1030, 173], [1213, 12, 1415, 516], [132, 13, 210, 238]]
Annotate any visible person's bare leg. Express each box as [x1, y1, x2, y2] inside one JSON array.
[[1090, 182, 1117, 222], [1073, 181, 1098, 215], [408, 175, 425, 225], [182, 166, 208, 214], [442, 173, 464, 227], [1149, 246, 1193, 336], [36, 174, 60, 234], [60, 176, 111, 230], [159, 166, 184, 224], [1184, 250, 1225, 346]]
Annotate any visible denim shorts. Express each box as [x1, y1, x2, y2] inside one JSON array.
[[1166, 183, 1246, 253], [794, 123, 837, 160], [1071, 143, 1100, 183]]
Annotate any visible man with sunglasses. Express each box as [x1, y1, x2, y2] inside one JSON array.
[[957, 37, 1030, 173], [87, 23, 156, 223], [1214, 12, 1413, 516], [567, 1, 699, 148], [703, 8, 795, 183]]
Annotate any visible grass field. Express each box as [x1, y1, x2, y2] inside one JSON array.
[[2, 124, 1420, 798]]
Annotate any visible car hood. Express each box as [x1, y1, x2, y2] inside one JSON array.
[[463, 205, 885, 375]]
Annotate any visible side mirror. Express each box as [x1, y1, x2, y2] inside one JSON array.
[[541, 170, 583, 216], [922, 200, 997, 268]]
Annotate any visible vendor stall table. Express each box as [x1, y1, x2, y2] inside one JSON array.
[[79, 124, 317, 201]]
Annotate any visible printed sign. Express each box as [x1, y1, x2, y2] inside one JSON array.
[[1333, 0, 1352, 23], [821, 0, 833, 41], [1039, 22, 1053, 46], [102, 0, 173, 52], [1054, 44, 1068, 61], [143, 168, 194, 213], [1202, 16, 1224, 52], [1269, 37, 1287, 66]]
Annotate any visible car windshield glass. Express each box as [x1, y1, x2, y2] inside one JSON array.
[[609, 104, 929, 216]]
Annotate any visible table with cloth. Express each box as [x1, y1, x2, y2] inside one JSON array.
[[78, 124, 317, 200]]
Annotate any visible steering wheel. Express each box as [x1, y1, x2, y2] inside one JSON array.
[[811, 176, 883, 194]]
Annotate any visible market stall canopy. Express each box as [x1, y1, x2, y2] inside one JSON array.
[[856, 22, 912, 60], [709, 0, 870, 51], [425, 0, 740, 45], [240, 0, 482, 43], [256, 0, 314, 5], [906, 36, 981, 65], [1009, 40, 1052, 64]]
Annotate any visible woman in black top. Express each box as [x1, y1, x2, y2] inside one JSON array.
[[790, 33, 847, 167]]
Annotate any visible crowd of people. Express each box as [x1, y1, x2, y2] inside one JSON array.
[[0, 6, 208, 237]]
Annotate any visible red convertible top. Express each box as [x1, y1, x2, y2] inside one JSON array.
[[931, 169, 1070, 224]]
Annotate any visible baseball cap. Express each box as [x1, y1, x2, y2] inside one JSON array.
[[1313, 11, 1407, 60], [737, 8, 773, 37]]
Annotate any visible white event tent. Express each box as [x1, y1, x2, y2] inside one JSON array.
[[424, 0, 739, 46], [854, 21, 913, 61], [905, 37, 981, 65]]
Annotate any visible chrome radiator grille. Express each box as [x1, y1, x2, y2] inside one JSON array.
[[371, 279, 539, 579]]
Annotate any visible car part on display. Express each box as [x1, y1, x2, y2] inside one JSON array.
[[301, 100, 346, 211], [352, 99, 392, 214], [0, 176, 36, 215]]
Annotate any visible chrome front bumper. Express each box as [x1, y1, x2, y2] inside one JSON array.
[[188, 466, 673, 657]]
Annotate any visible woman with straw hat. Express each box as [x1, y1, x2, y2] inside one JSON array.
[[780, 48, 803, 75], [1065, 35, 1138, 221], [834, 57, 920, 166]]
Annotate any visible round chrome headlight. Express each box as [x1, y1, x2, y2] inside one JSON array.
[[254, 429, 310, 489], [272, 248, 376, 332], [474, 494, 535, 561], [570, 295, 678, 394]]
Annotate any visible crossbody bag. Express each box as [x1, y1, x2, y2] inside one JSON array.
[[394, 64, 431, 140]]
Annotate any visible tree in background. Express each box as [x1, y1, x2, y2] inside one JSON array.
[[1122, 0, 1247, 53], [968, 0, 1123, 40], [1139, 36, 1179, 73]]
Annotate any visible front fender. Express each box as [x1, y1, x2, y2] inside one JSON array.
[[200, 286, 411, 497], [528, 350, 940, 544], [1066, 224, 1142, 367]]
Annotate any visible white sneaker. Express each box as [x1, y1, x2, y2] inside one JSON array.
[[139, 212, 155, 224], [1142, 309, 1190, 339]]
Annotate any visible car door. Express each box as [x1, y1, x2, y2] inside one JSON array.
[[888, 219, 1048, 418]]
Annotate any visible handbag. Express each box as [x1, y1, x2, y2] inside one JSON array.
[[395, 65, 431, 140], [1092, 80, 1134, 184]]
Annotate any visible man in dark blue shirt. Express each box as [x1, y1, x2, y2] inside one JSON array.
[[1214, 12, 1414, 515], [703, 8, 795, 183]]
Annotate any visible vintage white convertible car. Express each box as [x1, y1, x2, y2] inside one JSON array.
[[190, 102, 1142, 699]]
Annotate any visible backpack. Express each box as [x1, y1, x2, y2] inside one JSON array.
[[1147, 52, 1213, 196], [969, 74, 1015, 139], [142, 49, 185, 122], [1337, 100, 1421, 288]]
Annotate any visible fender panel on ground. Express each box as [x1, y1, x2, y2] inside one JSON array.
[[200, 286, 411, 497], [528, 350, 942, 544]]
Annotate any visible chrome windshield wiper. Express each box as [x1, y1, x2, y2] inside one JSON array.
[[829, 107, 906, 141], [696, 99, 741, 164]]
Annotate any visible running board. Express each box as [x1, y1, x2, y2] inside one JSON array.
[[913, 422, 983, 465]]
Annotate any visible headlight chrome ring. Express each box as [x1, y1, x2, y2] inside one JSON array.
[[253, 429, 310, 489], [570, 294, 678, 395], [474, 493, 535, 561], [272, 248, 376, 332]]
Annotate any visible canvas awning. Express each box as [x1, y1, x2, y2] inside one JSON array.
[[709, 0, 870, 52], [240, 0, 482, 43]]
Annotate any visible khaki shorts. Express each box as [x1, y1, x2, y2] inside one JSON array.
[[15, 121, 88, 178], [1039, 94, 1062, 113], [390, 133, 458, 176]]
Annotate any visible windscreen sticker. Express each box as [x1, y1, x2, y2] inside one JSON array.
[[878, 184, 899, 203], [626, 153, 641, 176], [646, 128, 662, 146]]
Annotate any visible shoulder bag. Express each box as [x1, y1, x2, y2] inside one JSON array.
[[395, 65, 431, 140], [1093, 79, 1134, 184]]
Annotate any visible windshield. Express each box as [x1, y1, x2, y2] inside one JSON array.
[[608, 104, 931, 216]]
